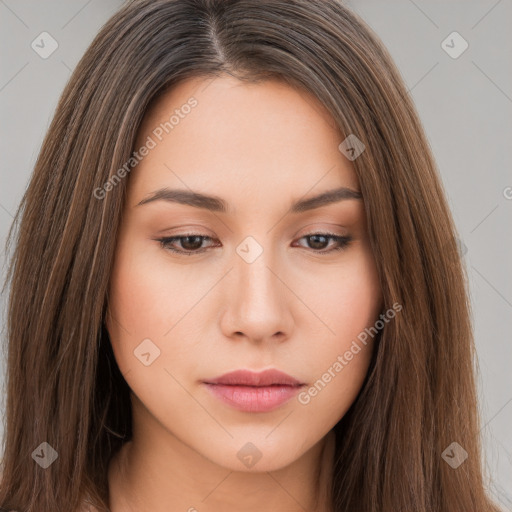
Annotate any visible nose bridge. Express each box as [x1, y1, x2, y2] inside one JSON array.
[[224, 235, 291, 340], [235, 238, 281, 309]]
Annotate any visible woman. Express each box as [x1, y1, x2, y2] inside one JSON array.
[[0, 0, 502, 511]]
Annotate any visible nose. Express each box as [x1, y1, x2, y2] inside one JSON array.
[[219, 245, 294, 344]]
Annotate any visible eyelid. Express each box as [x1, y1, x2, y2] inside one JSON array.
[[295, 222, 350, 237]]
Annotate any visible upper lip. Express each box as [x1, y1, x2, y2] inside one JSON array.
[[203, 369, 304, 387]]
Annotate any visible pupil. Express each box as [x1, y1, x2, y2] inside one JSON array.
[[182, 236, 202, 250], [309, 235, 327, 249]]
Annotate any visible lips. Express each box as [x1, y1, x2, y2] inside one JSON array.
[[202, 369, 305, 413], [203, 369, 304, 387]]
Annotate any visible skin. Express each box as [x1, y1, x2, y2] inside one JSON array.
[[104, 74, 383, 512]]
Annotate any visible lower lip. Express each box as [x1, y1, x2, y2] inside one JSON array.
[[202, 383, 303, 412]]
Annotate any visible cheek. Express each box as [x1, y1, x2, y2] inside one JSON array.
[[107, 234, 198, 333], [332, 245, 382, 363], [295, 244, 381, 414], [298, 241, 382, 348], [336, 247, 382, 343], [105, 236, 183, 373]]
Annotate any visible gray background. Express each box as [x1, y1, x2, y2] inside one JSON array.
[[0, 0, 510, 509]]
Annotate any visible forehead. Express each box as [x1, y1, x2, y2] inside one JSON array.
[[128, 75, 359, 206]]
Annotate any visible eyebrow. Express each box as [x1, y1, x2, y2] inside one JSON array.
[[135, 185, 362, 213]]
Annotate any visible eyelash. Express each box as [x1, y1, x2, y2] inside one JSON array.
[[155, 232, 353, 256]]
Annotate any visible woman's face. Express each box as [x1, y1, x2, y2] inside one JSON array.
[[106, 75, 383, 473]]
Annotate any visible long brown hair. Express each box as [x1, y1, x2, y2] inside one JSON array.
[[0, 0, 502, 510]]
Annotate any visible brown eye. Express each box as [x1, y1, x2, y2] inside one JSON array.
[[294, 233, 353, 254], [156, 234, 217, 255]]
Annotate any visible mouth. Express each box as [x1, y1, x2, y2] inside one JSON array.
[[202, 369, 306, 413]]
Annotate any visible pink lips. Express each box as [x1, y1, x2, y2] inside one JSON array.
[[202, 369, 305, 413]]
